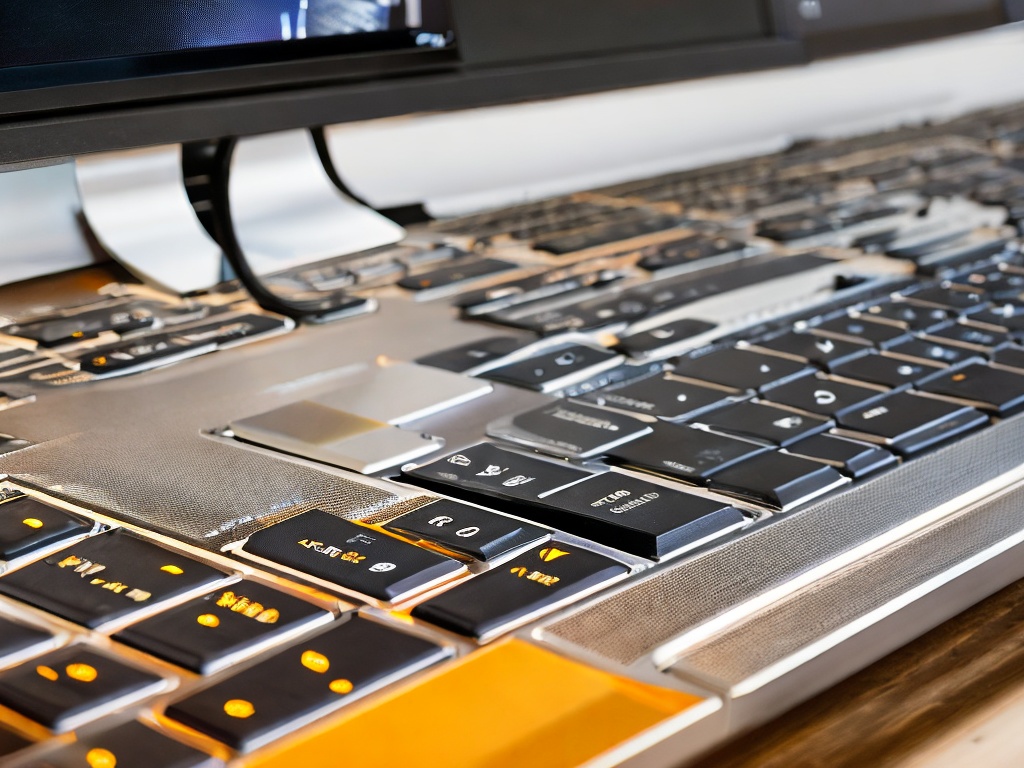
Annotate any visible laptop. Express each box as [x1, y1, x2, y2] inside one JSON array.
[[0, 1, 1022, 765]]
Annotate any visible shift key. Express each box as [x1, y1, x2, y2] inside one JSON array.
[[411, 543, 628, 640]]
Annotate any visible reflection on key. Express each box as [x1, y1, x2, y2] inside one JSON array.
[[115, 580, 332, 674], [0, 530, 226, 628], [164, 616, 449, 752], [242, 511, 465, 604], [411, 543, 628, 640], [0, 646, 164, 732]]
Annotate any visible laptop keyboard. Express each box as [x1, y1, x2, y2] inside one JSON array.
[[0, 105, 1023, 765]]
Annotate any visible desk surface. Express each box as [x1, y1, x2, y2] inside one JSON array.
[[691, 577, 1024, 767]]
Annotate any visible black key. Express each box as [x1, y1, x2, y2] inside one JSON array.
[[885, 338, 975, 366], [578, 373, 738, 420], [384, 499, 549, 562], [607, 422, 769, 484], [969, 303, 1024, 334], [708, 451, 847, 510], [456, 269, 626, 315], [785, 434, 899, 479], [397, 258, 517, 295], [992, 345, 1024, 371], [114, 581, 331, 675], [0, 646, 163, 731], [752, 332, 872, 370], [836, 392, 989, 456], [402, 442, 593, 505], [0, 496, 93, 561], [242, 511, 464, 604], [39, 720, 216, 768], [7, 304, 156, 347], [757, 213, 833, 242], [856, 301, 954, 331], [487, 401, 652, 459], [671, 347, 813, 392], [533, 214, 682, 254], [923, 321, 1012, 352], [830, 351, 946, 389], [808, 316, 910, 348], [555, 361, 662, 398], [480, 344, 622, 393], [483, 292, 653, 336], [762, 374, 889, 418], [0, 616, 51, 664], [695, 401, 832, 446], [412, 543, 628, 639], [415, 336, 524, 374], [165, 616, 448, 752], [918, 362, 1024, 416], [536, 473, 747, 558], [636, 234, 747, 272], [0, 531, 226, 629], [902, 284, 987, 310], [614, 318, 718, 358]]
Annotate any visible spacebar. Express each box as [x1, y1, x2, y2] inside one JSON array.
[[541, 413, 1024, 667]]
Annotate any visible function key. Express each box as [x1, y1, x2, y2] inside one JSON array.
[[762, 374, 888, 418], [411, 543, 628, 640], [614, 318, 718, 358], [830, 351, 947, 389], [401, 442, 593, 505], [607, 422, 769, 485], [536, 473, 747, 559], [785, 434, 898, 479], [481, 344, 623, 394], [751, 332, 872, 370], [415, 336, 524, 374], [670, 347, 813, 392], [114, 581, 332, 675], [487, 401, 652, 459], [836, 391, 988, 456], [0, 646, 164, 732], [694, 401, 832, 446], [0, 616, 52, 665], [807, 316, 910, 348], [0, 495, 94, 562], [242, 511, 465, 604], [165, 616, 448, 752], [708, 451, 848, 510], [38, 720, 219, 768], [918, 362, 1024, 417], [0, 530, 226, 629], [578, 373, 739, 421], [384, 499, 549, 562]]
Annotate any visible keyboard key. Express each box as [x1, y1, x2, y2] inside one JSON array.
[[992, 345, 1024, 371], [808, 316, 911, 348], [536, 472, 747, 558], [785, 434, 899, 479], [885, 338, 975, 365], [402, 442, 593, 505], [0, 531, 226, 629], [556, 361, 663, 399], [751, 332, 872, 370], [415, 336, 524, 374], [708, 451, 848, 510], [0, 495, 94, 562], [902, 284, 987, 310], [0, 646, 164, 731], [242, 511, 465, 604], [607, 422, 769, 484], [6, 303, 156, 348], [614, 318, 718, 358], [481, 344, 623, 393], [923, 321, 1012, 352], [636, 234, 747, 272], [533, 214, 683, 254], [579, 373, 738, 421], [411, 543, 628, 639], [856, 301, 954, 331], [670, 347, 813, 392], [114, 581, 332, 674], [918, 362, 1024, 416], [487, 401, 652, 459], [384, 499, 549, 562], [694, 401, 832, 446], [0, 616, 52, 664], [830, 351, 946, 389], [762, 374, 889, 417], [836, 392, 989, 456], [165, 616, 448, 752], [397, 258, 517, 297], [39, 720, 218, 768]]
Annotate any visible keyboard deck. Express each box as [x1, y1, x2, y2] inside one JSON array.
[[1, 104, 1024, 766]]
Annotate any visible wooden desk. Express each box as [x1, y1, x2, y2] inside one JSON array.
[[690, 578, 1024, 767]]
